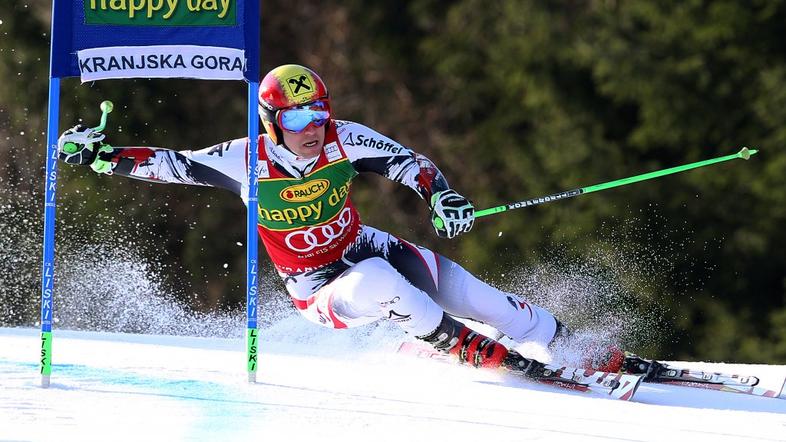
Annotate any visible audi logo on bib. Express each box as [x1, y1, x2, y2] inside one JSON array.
[[285, 208, 354, 253]]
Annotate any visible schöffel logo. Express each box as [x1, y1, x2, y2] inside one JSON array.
[[279, 179, 330, 203], [84, 0, 236, 26]]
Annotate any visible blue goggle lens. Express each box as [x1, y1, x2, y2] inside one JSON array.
[[277, 102, 330, 133]]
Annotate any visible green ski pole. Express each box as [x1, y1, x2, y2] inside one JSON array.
[[61, 100, 113, 156], [61, 101, 115, 174], [473, 147, 758, 219]]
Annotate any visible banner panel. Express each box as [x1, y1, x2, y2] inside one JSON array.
[[78, 45, 245, 81], [51, 0, 259, 81]]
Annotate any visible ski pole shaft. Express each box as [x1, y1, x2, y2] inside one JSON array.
[[475, 147, 758, 218]]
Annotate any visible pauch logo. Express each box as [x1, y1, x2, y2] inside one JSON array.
[[280, 179, 330, 203]]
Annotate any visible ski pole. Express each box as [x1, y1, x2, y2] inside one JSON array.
[[474, 147, 758, 219], [60, 100, 113, 154]]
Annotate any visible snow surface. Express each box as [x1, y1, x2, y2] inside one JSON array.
[[2, 322, 785, 442]]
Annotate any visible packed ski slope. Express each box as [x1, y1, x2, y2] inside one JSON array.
[[2, 321, 785, 442]]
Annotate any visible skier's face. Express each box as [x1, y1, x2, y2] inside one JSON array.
[[282, 122, 326, 159]]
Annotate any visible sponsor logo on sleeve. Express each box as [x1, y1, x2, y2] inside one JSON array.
[[206, 141, 231, 157], [341, 132, 403, 154]]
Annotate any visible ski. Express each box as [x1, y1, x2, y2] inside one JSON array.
[[398, 342, 643, 401], [623, 354, 786, 399]]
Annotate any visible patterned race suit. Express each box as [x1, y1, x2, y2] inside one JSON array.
[[102, 120, 558, 343]]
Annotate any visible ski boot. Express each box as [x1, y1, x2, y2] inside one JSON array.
[[545, 320, 626, 373], [419, 313, 509, 369], [583, 345, 626, 373]]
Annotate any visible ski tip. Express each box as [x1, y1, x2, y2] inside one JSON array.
[[630, 375, 645, 400], [615, 375, 643, 401], [777, 376, 786, 400], [738, 147, 758, 160]]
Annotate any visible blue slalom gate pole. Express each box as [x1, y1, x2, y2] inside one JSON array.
[[246, 82, 260, 382], [40, 75, 60, 388]]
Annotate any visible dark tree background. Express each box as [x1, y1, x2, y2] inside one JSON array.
[[1, 0, 784, 362]]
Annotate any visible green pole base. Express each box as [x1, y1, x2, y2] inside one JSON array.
[[40, 331, 52, 388], [247, 328, 258, 383]]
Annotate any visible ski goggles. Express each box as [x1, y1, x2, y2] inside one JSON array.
[[276, 101, 330, 133]]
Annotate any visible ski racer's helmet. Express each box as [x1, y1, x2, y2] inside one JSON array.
[[259, 64, 331, 145]]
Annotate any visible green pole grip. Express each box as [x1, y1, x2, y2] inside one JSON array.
[[92, 100, 114, 132]]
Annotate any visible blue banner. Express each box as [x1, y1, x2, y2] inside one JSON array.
[[50, 0, 259, 82]]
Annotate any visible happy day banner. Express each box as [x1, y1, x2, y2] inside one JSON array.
[[50, 0, 259, 82]]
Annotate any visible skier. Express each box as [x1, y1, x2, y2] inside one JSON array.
[[58, 64, 623, 373]]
